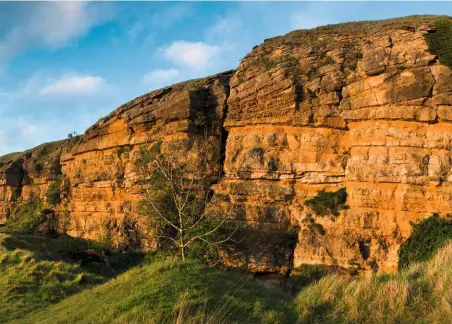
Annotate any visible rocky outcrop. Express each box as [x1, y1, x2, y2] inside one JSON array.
[[2, 16, 452, 274], [217, 16, 452, 274], [0, 72, 233, 250]]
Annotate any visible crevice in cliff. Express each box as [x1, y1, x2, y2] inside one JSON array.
[[220, 83, 231, 178]]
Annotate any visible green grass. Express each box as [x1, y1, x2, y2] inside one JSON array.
[[3, 231, 452, 324], [398, 214, 452, 269], [303, 188, 348, 217], [296, 243, 452, 324], [0, 233, 106, 323], [5, 201, 45, 234], [20, 259, 296, 324], [0, 226, 146, 322], [16, 243, 452, 324]]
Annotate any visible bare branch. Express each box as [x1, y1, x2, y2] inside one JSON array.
[[158, 235, 181, 247], [147, 197, 180, 232]]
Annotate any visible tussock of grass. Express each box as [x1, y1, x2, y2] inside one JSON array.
[[20, 259, 296, 324], [398, 214, 452, 269], [296, 243, 452, 324], [12, 243, 452, 324], [0, 234, 105, 323]]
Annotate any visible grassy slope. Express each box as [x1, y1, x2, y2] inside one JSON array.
[[19, 259, 296, 324], [0, 233, 106, 323], [18, 244, 452, 324], [296, 243, 452, 324], [0, 228, 145, 322]]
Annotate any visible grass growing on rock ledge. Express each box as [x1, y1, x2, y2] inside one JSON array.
[[304, 188, 348, 217], [398, 213, 452, 269]]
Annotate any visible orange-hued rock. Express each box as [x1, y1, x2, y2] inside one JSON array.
[[218, 16, 452, 274], [0, 71, 233, 251], [1, 16, 452, 275]]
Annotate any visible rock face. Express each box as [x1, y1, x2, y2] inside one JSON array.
[[2, 16, 452, 274], [0, 72, 233, 250]]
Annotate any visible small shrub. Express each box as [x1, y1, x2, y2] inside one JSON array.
[[304, 188, 348, 217], [262, 57, 277, 71], [194, 111, 208, 127], [426, 18, 452, 69], [267, 158, 279, 171], [34, 163, 43, 174], [59, 209, 71, 234], [398, 213, 452, 269], [4, 199, 44, 233], [46, 182, 61, 206]]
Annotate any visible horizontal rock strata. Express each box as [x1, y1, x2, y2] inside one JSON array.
[[2, 16, 452, 274]]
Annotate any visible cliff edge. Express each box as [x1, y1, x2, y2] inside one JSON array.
[[2, 15, 452, 275]]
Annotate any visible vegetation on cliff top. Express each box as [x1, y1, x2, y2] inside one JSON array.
[[426, 18, 452, 69]]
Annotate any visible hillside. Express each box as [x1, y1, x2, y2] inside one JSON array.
[[12, 243, 452, 324], [17, 259, 296, 324], [0, 231, 144, 322], [1, 15, 452, 278]]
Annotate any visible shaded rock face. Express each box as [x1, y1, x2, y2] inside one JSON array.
[[1, 16, 452, 274]]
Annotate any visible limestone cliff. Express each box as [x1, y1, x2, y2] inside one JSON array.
[[2, 16, 452, 274]]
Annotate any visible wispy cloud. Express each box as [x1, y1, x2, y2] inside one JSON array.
[[160, 41, 223, 70], [0, 2, 114, 66], [39, 74, 106, 96], [0, 71, 108, 100]]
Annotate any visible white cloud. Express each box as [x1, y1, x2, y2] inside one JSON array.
[[0, 2, 113, 65], [39, 75, 106, 96], [160, 41, 222, 70], [0, 71, 108, 100], [141, 68, 182, 88]]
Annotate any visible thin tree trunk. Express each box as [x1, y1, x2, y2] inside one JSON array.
[[180, 243, 185, 261], [179, 210, 185, 261]]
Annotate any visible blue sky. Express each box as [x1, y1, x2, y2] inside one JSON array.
[[0, 1, 451, 155]]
